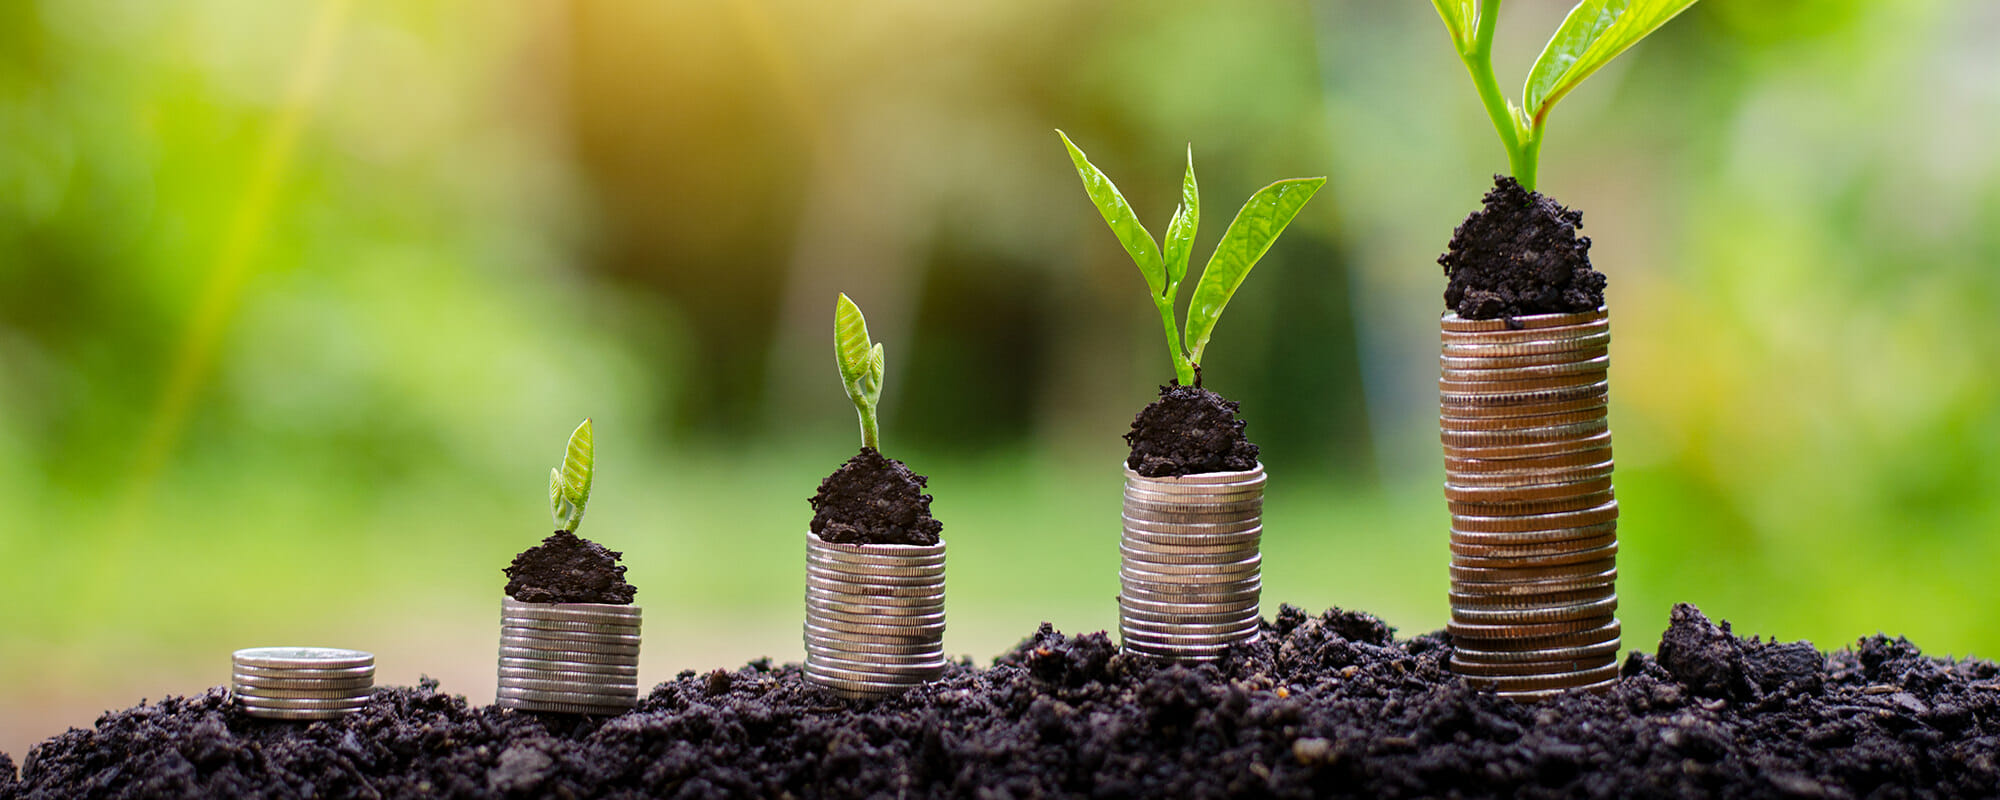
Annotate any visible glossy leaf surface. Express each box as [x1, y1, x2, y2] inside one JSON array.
[[1058, 130, 1165, 297], [1522, 0, 1698, 125], [1161, 145, 1199, 297], [1184, 177, 1325, 365], [550, 418, 593, 531]]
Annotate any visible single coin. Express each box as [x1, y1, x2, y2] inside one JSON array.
[[1440, 355, 1609, 380], [236, 695, 372, 711], [1442, 397, 1611, 424], [1118, 581, 1261, 605], [1452, 501, 1619, 533], [1443, 476, 1612, 504], [1498, 675, 1619, 701], [804, 660, 940, 686], [1451, 541, 1618, 569], [805, 562, 946, 585], [1445, 445, 1613, 473], [239, 707, 358, 721], [497, 667, 640, 687], [1117, 592, 1260, 616], [804, 574, 946, 598], [1121, 496, 1264, 516], [1118, 567, 1261, 589], [501, 616, 642, 636], [1439, 407, 1606, 432], [230, 664, 375, 682], [1449, 586, 1616, 612], [498, 645, 640, 666], [1440, 419, 1609, 449], [802, 613, 946, 638], [503, 597, 641, 618], [1119, 529, 1264, 550], [1120, 628, 1256, 649], [497, 685, 639, 707], [499, 656, 638, 677], [500, 625, 642, 646], [1440, 346, 1610, 372], [804, 627, 946, 656], [805, 605, 947, 628], [1123, 471, 1267, 492], [805, 670, 935, 697], [1440, 331, 1611, 357], [1444, 462, 1614, 490], [1442, 430, 1613, 460], [1451, 638, 1622, 664], [1460, 661, 1620, 692], [1119, 604, 1261, 627], [230, 673, 374, 691], [498, 676, 638, 697], [1441, 380, 1608, 408], [1125, 464, 1266, 485], [806, 635, 946, 661], [1450, 653, 1616, 677], [233, 647, 374, 670], [1439, 326, 1609, 350], [1450, 595, 1618, 624], [1446, 614, 1616, 641], [1450, 620, 1621, 650], [1449, 491, 1615, 518], [808, 649, 950, 673], [1450, 572, 1618, 599], [1448, 521, 1618, 547], [1120, 487, 1265, 507], [234, 685, 373, 701], [1441, 309, 1605, 332], [1118, 553, 1261, 576], [1118, 515, 1263, 536], [1118, 545, 1261, 567], [805, 555, 945, 580], [804, 594, 945, 619], [1118, 535, 1262, 557], [805, 547, 948, 568], [1449, 556, 1617, 583], [1437, 372, 1606, 396], [805, 536, 946, 558], [500, 632, 640, 655], [502, 698, 632, 716], [1120, 616, 1261, 637]]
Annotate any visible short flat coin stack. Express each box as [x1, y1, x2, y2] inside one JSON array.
[[498, 597, 641, 715], [1119, 463, 1264, 661], [231, 647, 375, 721], [805, 534, 947, 699], [1440, 308, 1621, 701]]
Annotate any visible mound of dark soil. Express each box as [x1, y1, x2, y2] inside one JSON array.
[[1439, 175, 1606, 321], [809, 448, 942, 546], [502, 530, 637, 605], [1126, 384, 1260, 477], [8, 603, 1997, 799]]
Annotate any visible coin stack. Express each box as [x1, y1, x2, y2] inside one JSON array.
[[231, 647, 376, 721], [1119, 462, 1264, 661], [805, 534, 946, 699], [1440, 308, 1621, 700], [498, 597, 641, 715]]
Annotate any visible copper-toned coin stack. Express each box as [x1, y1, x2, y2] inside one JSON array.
[[804, 534, 947, 699], [1440, 308, 1620, 701], [1118, 463, 1264, 661]]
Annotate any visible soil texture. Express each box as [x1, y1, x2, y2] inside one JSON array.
[[8, 603, 1998, 799], [502, 530, 637, 605], [1126, 384, 1260, 477], [1439, 175, 1607, 321], [809, 448, 942, 546]]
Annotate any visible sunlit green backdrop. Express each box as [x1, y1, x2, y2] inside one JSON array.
[[3, 0, 1997, 758]]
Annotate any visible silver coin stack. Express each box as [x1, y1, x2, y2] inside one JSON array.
[[498, 596, 641, 715], [1440, 308, 1621, 701], [231, 647, 376, 721], [1119, 462, 1265, 660], [805, 534, 946, 699]]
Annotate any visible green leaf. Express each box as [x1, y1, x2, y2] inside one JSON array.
[[1521, 0, 1699, 127], [1429, 0, 1480, 53], [1160, 145, 1199, 298], [834, 293, 882, 450], [1057, 130, 1165, 298], [550, 418, 593, 532], [1183, 177, 1326, 366]]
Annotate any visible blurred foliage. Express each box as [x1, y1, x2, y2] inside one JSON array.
[[2, 0, 1999, 754]]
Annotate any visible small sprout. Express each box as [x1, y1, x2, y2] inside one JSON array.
[[1059, 131, 1323, 386], [834, 293, 886, 451], [549, 418, 594, 532], [1430, 0, 1700, 191]]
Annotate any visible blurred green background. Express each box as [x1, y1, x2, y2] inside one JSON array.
[[3, 0, 1997, 757]]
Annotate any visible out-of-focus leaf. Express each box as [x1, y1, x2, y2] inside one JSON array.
[[1522, 0, 1699, 125], [1161, 145, 1199, 298], [1058, 130, 1165, 297], [551, 418, 593, 531], [1430, 0, 1481, 53], [1183, 177, 1326, 365]]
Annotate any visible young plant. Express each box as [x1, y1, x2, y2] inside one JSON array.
[[834, 293, 886, 452], [1058, 131, 1323, 387], [549, 418, 594, 532], [1431, 0, 1699, 191]]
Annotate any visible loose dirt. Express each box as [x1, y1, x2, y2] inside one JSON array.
[[809, 448, 943, 546], [7, 603, 1995, 798], [1440, 175, 1607, 322], [502, 530, 637, 605], [1126, 384, 1260, 478]]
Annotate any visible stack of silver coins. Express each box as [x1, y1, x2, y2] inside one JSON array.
[[231, 647, 376, 721], [1118, 463, 1264, 660], [1440, 308, 1621, 701], [804, 534, 946, 699], [498, 597, 641, 715]]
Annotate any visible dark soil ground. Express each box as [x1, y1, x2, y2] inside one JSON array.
[[809, 448, 942, 546], [1126, 384, 1260, 478], [1439, 175, 1607, 322], [12, 603, 1993, 799], [502, 530, 637, 605]]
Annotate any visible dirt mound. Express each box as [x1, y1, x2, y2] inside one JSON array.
[[809, 447, 943, 546], [1125, 384, 1260, 478]]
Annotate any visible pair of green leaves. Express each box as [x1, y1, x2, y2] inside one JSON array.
[[1058, 131, 1324, 387], [1432, 0, 1699, 190], [834, 293, 886, 451], [549, 418, 594, 532]]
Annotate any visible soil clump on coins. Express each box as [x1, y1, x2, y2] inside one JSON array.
[[503, 530, 636, 605], [11, 602, 1996, 798], [1440, 175, 1606, 321], [1126, 384, 1260, 477], [809, 447, 942, 546]]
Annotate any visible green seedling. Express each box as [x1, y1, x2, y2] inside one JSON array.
[[1432, 0, 1699, 191], [549, 418, 594, 532], [1058, 131, 1324, 387], [834, 293, 887, 451]]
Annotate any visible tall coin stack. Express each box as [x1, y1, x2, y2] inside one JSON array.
[[805, 534, 947, 699], [231, 647, 376, 721], [498, 597, 641, 715], [1440, 308, 1621, 700], [1119, 463, 1264, 661]]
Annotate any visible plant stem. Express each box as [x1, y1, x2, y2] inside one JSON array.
[[1154, 297, 1194, 386], [858, 402, 880, 452], [1460, 0, 1537, 191]]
